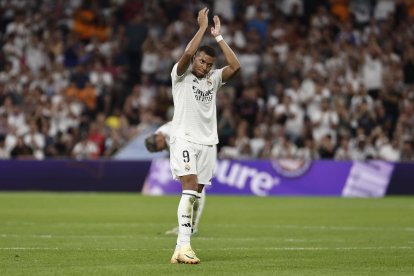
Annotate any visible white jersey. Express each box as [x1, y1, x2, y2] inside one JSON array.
[[170, 63, 224, 145], [155, 121, 171, 145]]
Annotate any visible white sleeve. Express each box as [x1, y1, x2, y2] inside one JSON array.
[[155, 122, 171, 145], [171, 63, 188, 83], [171, 63, 179, 82], [155, 122, 171, 136], [214, 68, 225, 90]]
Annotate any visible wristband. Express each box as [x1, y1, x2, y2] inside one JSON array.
[[215, 35, 223, 42]]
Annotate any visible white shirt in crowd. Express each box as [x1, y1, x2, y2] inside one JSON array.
[[72, 140, 99, 160], [362, 54, 383, 90], [311, 108, 339, 143]]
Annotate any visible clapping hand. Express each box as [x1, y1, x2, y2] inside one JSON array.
[[211, 15, 221, 37], [197, 8, 209, 29]]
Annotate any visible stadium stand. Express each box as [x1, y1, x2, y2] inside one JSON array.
[[0, 0, 413, 161]]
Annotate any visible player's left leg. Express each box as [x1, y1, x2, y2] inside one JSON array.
[[192, 186, 205, 235], [192, 143, 216, 235]]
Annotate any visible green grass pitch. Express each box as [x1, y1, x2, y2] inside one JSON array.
[[0, 192, 413, 275]]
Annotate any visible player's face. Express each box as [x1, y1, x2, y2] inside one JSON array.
[[155, 134, 166, 151], [192, 51, 215, 78]]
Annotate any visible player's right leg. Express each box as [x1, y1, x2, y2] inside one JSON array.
[[175, 175, 200, 264], [166, 186, 205, 236], [169, 138, 200, 264]]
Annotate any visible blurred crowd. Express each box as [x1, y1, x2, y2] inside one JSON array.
[[0, 0, 413, 161]]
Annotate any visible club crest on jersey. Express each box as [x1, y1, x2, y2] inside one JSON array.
[[184, 163, 191, 172], [207, 77, 212, 86]]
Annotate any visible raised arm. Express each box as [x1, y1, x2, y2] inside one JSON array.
[[211, 15, 240, 82], [176, 8, 209, 76]]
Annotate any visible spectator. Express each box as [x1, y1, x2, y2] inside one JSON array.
[[104, 128, 124, 157], [218, 106, 236, 149], [72, 132, 99, 160], [125, 12, 148, 83], [0, 134, 9, 159], [403, 46, 414, 85], [297, 137, 320, 160], [310, 97, 339, 143], [377, 137, 401, 161], [87, 122, 106, 156], [271, 135, 298, 159], [236, 86, 260, 125], [10, 136, 33, 159], [274, 94, 304, 142], [335, 135, 352, 160], [350, 134, 377, 160], [361, 42, 384, 99], [318, 134, 335, 159], [23, 121, 45, 160], [249, 125, 266, 158], [400, 140, 414, 161]]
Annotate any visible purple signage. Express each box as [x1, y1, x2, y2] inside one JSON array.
[[142, 159, 395, 197], [0, 160, 151, 192]]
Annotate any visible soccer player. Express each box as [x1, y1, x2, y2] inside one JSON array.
[[144, 122, 171, 153], [144, 122, 206, 236], [168, 8, 240, 264]]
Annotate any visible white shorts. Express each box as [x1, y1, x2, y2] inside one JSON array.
[[169, 136, 217, 185]]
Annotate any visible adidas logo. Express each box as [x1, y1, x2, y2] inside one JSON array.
[[181, 223, 191, 227]]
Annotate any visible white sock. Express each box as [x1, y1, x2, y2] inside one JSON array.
[[192, 189, 205, 232], [177, 190, 197, 247]]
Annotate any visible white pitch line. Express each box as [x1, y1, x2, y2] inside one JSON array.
[[0, 234, 53, 238], [0, 246, 413, 251], [0, 233, 242, 240], [0, 234, 347, 242], [0, 247, 60, 250], [216, 224, 414, 232], [3, 222, 414, 232], [1, 230, 412, 245], [0, 233, 183, 240], [2, 222, 170, 227]]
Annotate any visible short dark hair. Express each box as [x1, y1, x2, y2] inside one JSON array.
[[144, 134, 158, 152], [198, 45, 216, 57]]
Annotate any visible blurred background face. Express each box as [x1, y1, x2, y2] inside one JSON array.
[[192, 51, 215, 78]]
